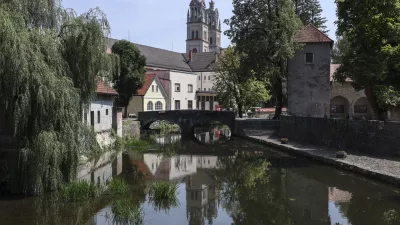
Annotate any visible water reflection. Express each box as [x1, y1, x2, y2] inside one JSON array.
[[2, 136, 400, 225]]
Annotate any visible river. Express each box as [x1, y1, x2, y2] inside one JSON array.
[[1, 127, 400, 225]]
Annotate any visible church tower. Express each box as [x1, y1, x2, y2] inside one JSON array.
[[186, 0, 222, 53]]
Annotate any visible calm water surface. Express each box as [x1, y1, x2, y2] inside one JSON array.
[[1, 128, 400, 225]]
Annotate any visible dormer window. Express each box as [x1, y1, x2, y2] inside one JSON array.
[[306, 53, 314, 64]]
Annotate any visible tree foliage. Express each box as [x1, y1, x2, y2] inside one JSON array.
[[224, 0, 301, 118], [331, 34, 349, 64], [215, 47, 271, 117], [293, 0, 328, 33], [0, 0, 117, 194], [111, 40, 146, 116], [335, 0, 400, 120]]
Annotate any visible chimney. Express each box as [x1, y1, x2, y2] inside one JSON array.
[[189, 50, 193, 62]]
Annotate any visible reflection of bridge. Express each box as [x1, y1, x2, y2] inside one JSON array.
[[138, 110, 235, 137]]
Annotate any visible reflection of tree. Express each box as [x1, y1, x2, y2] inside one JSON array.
[[214, 152, 294, 225]]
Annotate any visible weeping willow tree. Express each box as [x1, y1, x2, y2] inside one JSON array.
[[0, 0, 119, 194]]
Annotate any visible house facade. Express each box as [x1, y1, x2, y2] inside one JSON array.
[[330, 64, 400, 121], [83, 79, 119, 146], [127, 74, 168, 116]]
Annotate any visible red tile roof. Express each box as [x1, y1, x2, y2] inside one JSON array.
[[137, 74, 156, 96], [96, 79, 118, 96], [295, 24, 334, 45], [330, 64, 352, 82]]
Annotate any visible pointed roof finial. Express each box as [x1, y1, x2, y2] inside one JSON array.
[[209, 0, 215, 9]]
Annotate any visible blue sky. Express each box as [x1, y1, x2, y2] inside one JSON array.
[[63, 0, 337, 53]]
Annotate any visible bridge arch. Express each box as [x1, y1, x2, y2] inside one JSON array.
[[138, 110, 235, 138]]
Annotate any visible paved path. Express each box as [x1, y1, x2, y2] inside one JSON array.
[[242, 133, 400, 187]]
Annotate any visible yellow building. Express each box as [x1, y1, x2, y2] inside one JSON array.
[[127, 74, 168, 117]]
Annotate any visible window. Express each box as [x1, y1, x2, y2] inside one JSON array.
[[354, 105, 368, 113], [195, 191, 198, 200], [306, 53, 314, 64], [196, 30, 199, 39], [97, 111, 100, 124], [155, 101, 163, 111], [90, 111, 94, 126], [201, 96, 205, 101], [206, 96, 210, 101], [175, 83, 181, 92], [198, 76, 201, 80], [175, 100, 181, 110], [331, 104, 345, 113], [203, 76, 206, 80], [156, 86, 159, 92], [197, 96, 201, 102], [152, 85, 154, 92], [208, 88, 211, 91], [210, 37, 213, 44], [188, 100, 193, 109], [147, 101, 153, 111], [208, 76, 210, 80], [106, 109, 109, 116], [188, 84, 193, 93], [192, 31, 194, 39], [192, 48, 197, 53], [204, 88, 206, 91]]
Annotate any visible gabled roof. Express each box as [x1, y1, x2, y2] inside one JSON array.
[[96, 79, 118, 96], [183, 52, 218, 72], [107, 38, 218, 73], [135, 44, 193, 72], [137, 74, 156, 96], [295, 24, 334, 45]]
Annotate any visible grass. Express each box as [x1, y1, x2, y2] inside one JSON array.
[[148, 181, 179, 212], [108, 198, 144, 225], [124, 138, 157, 152], [107, 178, 130, 196], [59, 181, 102, 202]]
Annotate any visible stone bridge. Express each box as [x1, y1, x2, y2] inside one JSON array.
[[138, 110, 235, 138]]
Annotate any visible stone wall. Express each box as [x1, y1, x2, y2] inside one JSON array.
[[287, 43, 331, 118], [279, 116, 400, 155], [234, 119, 280, 138], [122, 119, 141, 139]]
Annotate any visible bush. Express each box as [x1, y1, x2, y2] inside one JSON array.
[[109, 198, 144, 225], [107, 178, 129, 196], [59, 181, 102, 202], [148, 182, 179, 212]]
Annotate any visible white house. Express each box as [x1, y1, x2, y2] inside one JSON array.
[[83, 79, 119, 146]]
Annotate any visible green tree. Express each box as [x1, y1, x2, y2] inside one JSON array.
[[293, 0, 328, 33], [335, 0, 400, 120], [225, 0, 302, 119], [215, 47, 271, 118], [0, 0, 117, 194], [111, 40, 146, 117], [331, 34, 350, 64]]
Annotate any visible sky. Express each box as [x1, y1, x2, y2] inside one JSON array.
[[63, 0, 337, 53]]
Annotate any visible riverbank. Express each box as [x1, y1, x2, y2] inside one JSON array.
[[238, 130, 400, 187]]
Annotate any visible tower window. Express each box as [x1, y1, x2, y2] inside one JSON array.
[[196, 31, 199, 39], [210, 37, 213, 45], [192, 48, 197, 53], [192, 31, 194, 39]]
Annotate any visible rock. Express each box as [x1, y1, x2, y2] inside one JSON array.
[[336, 151, 347, 159], [281, 138, 289, 144]]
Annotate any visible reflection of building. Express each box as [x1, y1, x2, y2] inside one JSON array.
[[155, 133, 182, 145], [286, 170, 331, 225], [78, 152, 123, 187], [131, 154, 197, 181], [328, 187, 352, 203], [195, 129, 231, 144], [185, 156, 219, 225]]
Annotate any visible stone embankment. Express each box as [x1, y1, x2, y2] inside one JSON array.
[[234, 118, 400, 187]]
